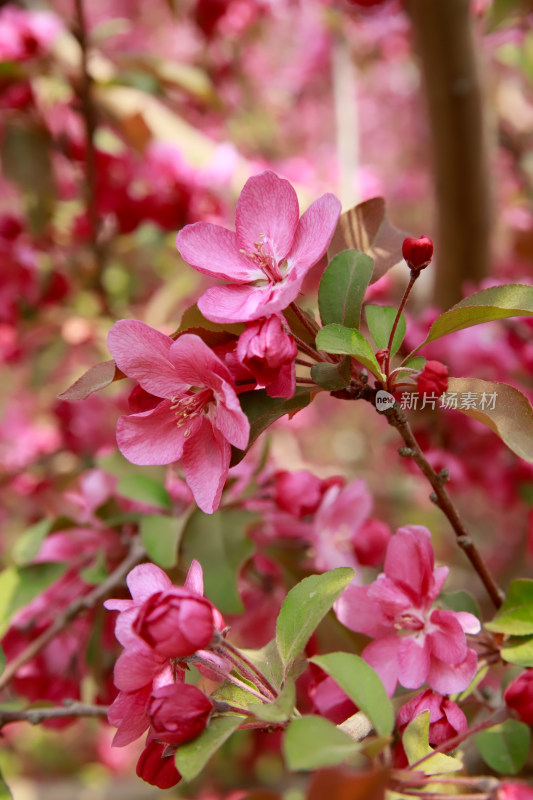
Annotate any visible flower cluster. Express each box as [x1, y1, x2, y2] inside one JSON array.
[[104, 561, 225, 789]]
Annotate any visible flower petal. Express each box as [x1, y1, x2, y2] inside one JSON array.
[[426, 648, 478, 695], [384, 526, 434, 603], [126, 563, 172, 604], [170, 334, 233, 387], [184, 559, 204, 595], [362, 636, 399, 697], [455, 611, 481, 635], [397, 636, 431, 689], [182, 418, 230, 513], [176, 223, 261, 282], [108, 320, 181, 398], [286, 193, 341, 279], [114, 646, 165, 692], [109, 686, 151, 747], [334, 584, 391, 638], [428, 609, 467, 665], [116, 401, 188, 466], [235, 171, 300, 262], [198, 279, 301, 324], [214, 380, 250, 450]]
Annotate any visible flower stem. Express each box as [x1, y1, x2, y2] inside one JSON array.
[[384, 272, 419, 383], [289, 301, 320, 337], [215, 636, 278, 700]]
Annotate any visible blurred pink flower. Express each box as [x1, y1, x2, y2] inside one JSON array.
[[335, 526, 480, 695], [176, 170, 341, 323], [0, 7, 61, 61], [107, 321, 250, 513]]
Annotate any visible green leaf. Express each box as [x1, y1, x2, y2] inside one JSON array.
[[283, 716, 361, 771], [413, 284, 533, 354], [0, 563, 67, 635], [212, 681, 256, 710], [239, 639, 284, 691], [365, 305, 406, 356], [486, 579, 533, 635], [249, 679, 296, 723], [486, 0, 530, 31], [0, 643, 5, 673], [309, 653, 393, 736], [117, 474, 171, 510], [57, 360, 122, 402], [403, 712, 463, 775], [439, 591, 481, 619], [315, 325, 382, 378], [176, 714, 244, 781], [276, 568, 354, 670], [12, 519, 53, 565], [231, 389, 312, 467], [181, 509, 255, 614], [177, 303, 244, 338], [80, 549, 109, 585], [501, 635, 533, 667], [311, 357, 351, 390], [475, 720, 530, 774], [318, 250, 374, 329], [446, 377, 533, 463], [140, 512, 190, 568], [0, 767, 12, 800]]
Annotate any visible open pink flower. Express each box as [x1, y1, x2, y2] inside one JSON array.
[[334, 526, 480, 696], [176, 170, 341, 323], [107, 320, 250, 513]]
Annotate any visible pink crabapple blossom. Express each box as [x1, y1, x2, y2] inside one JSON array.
[[176, 170, 341, 323], [107, 320, 250, 513], [394, 689, 467, 767], [334, 525, 481, 696], [236, 314, 298, 398]]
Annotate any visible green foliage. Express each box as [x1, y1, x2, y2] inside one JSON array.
[[447, 378, 533, 463], [486, 0, 531, 31], [140, 512, 190, 568], [365, 305, 406, 356], [239, 640, 284, 690], [318, 250, 374, 329], [117, 474, 172, 510], [475, 720, 530, 774], [486, 579, 533, 635], [0, 563, 67, 636], [248, 679, 296, 723], [80, 549, 109, 585], [283, 716, 361, 770], [176, 714, 244, 781], [439, 590, 481, 619], [501, 636, 533, 667], [315, 325, 382, 378], [276, 568, 354, 672], [412, 284, 533, 355], [12, 519, 53, 565], [181, 509, 255, 614], [231, 389, 312, 466], [311, 357, 352, 390], [402, 712, 463, 775], [309, 653, 394, 736]]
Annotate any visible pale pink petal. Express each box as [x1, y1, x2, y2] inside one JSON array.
[[184, 559, 204, 595], [114, 608, 141, 648], [182, 418, 230, 513], [104, 598, 133, 612], [443, 699, 468, 732], [427, 648, 478, 695], [266, 362, 295, 398], [455, 611, 481, 634], [384, 526, 434, 602], [109, 686, 151, 746], [432, 566, 450, 597], [116, 401, 188, 465], [198, 279, 301, 324], [397, 636, 431, 689], [362, 636, 399, 697], [235, 171, 300, 261], [126, 563, 172, 603], [286, 193, 341, 279], [428, 609, 467, 665], [334, 584, 391, 638], [176, 223, 261, 282], [107, 320, 182, 398], [170, 334, 233, 387], [214, 381, 250, 450]]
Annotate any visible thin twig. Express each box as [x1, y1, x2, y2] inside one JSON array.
[[0, 537, 146, 693], [295, 358, 315, 369], [289, 302, 320, 338], [0, 702, 109, 730]]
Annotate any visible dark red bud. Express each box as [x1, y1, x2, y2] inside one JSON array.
[[136, 741, 181, 789], [416, 360, 448, 397], [504, 669, 533, 725], [402, 236, 434, 272], [149, 683, 213, 745], [134, 589, 215, 658]]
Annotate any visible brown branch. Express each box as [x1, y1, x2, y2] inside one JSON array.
[[0, 537, 146, 693], [406, 0, 492, 308], [0, 702, 109, 730]]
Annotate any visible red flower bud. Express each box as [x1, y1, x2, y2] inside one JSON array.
[[134, 589, 215, 658], [504, 669, 533, 725], [497, 784, 533, 800], [237, 315, 297, 386], [149, 683, 213, 744], [402, 235, 434, 272], [136, 741, 181, 789], [416, 360, 448, 397]]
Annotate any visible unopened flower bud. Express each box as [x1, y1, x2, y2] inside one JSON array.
[[237, 315, 297, 386], [149, 683, 213, 744], [136, 741, 181, 789], [504, 669, 533, 725], [134, 589, 215, 658], [402, 235, 434, 272], [417, 360, 448, 397], [497, 784, 533, 800], [375, 348, 389, 370]]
